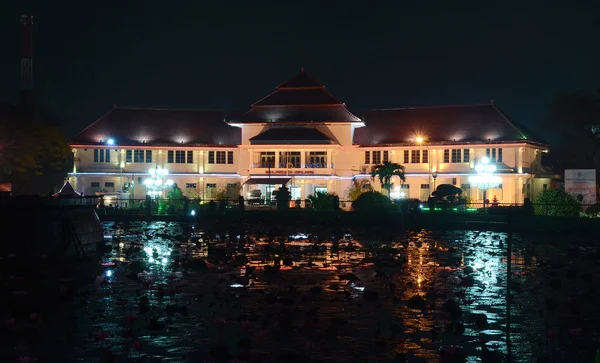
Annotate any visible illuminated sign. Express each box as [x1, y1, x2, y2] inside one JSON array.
[[265, 170, 315, 175]]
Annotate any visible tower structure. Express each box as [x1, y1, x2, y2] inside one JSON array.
[[19, 14, 34, 109]]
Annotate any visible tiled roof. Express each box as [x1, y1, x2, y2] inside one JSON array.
[[229, 69, 363, 124], [71, 108, 242, 146], [249, 127, 335, 145], [353, 104, 545, 146], [253, 89, 342, 106], [276, 69, 324, 89], [240, 106, 362, 123]]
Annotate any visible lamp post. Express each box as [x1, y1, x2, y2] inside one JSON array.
[[144, 166, 174, 198], [468, 156, 501, 207], [432, 171, 438, 192]]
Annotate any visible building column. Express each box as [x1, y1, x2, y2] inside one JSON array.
[[515, 177, 524, 204], [469, 148, 475, 168], [327, 150, 332, 168], [432, 149, 439, 172], [300, 149, 306, 168], [274, 149, 280, 168], [517, 147, 523, 174], [198, 151, 204, 173], [157, 150, 164, 168]]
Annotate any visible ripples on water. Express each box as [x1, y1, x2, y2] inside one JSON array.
[[7, 221, 599, 362]]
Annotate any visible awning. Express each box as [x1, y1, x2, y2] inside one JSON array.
[[244, 177, 291, 185]]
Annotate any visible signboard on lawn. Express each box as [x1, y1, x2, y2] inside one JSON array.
[[564, 169, 596, 206]]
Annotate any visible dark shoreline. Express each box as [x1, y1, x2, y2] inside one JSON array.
[[97, 210, 600, 234]]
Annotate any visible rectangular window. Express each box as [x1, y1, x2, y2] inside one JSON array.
[[443, 149, 450, 163], [134, 150, 144, 163], [452, 178, 457, 185], [105, 150, 110, 162], [186, 183, 197, 189], [364, 151, 370, 164], [486, 148, 490, 158], [145, 150, 152, 163], [491, 148, 497, 162], [91, 182, 100, 188], [105, 182, 114, 188], [94, 149, 98, 162], [403, 150, 409, 164], [307, 151, 326, 168], [99, 149, 104, 163], [372, 151, 381, 164], [208, 151, 215, 164], [451, 149, 461, 163], [542, 183, 548, 192], [206, 183, 217, 199], [383, 151, 389, 163], [175, 150, 185, 163], [216, 151, 226, 164], [186, 151, 193, 163], [137, 177, 142, 185], [126, 150, 132, 163], [463, 149, 470, 163], [461, 183, 471, 196], [400, 184, 410, 189], [420, 184, 430, 189], [227, 151, 234, 164], [498, 148, 503, 162], [422, 150, 428, 164], [411, 150, 420, 163], [168, 150, 174, 163]]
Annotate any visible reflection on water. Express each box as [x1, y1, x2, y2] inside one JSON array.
[[58, 222, 599, 362]]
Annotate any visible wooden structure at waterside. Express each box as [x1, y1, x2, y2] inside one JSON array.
[[0, 182, 105, 260]]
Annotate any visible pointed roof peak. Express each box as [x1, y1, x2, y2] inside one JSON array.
[[277, 69, 324, 89]]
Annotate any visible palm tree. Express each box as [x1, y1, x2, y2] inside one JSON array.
[[370, 161, 406, 199]]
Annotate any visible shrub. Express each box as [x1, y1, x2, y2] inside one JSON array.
[[307, 191, 337, 211], [534, 188, 581, 217], [352, 191, 397, 212]]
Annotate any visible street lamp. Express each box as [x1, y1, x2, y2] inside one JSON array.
[[432, 171, 438, 192], [468, 156, 501, 207], [144, 166, 174, 197]]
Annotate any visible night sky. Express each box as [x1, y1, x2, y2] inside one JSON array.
[[1, 1, 599, 138]]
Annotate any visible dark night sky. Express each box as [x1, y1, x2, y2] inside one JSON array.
[[1, 1, 599, 138]]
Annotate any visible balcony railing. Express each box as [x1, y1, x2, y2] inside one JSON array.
[[251, 163, 334, 169]]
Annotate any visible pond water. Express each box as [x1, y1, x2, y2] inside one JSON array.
[[2, 221, 599, 362]]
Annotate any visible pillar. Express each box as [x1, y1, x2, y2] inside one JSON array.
[[517, 147, 523, 174], [469, 148, 475, 168], [326, 150, 332, 168], [300, 149, 306, 168], [274, 149, 280, 168], [198, 150, 204, 173], [157, 150, 164, 168]]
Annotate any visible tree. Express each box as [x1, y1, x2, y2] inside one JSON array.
[[307, 191, 336, 211], [370, 161, 406, 199], [542, 91, 600, 171], [345, 179, 372, 201], [534, 188, 581, 217], [0, 105, 72, 195], [432, 184, 463, 203], [274, 184, 291, 211], [351, 191, 397, 212]]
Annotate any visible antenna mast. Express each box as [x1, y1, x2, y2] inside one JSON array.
[[19, 14, 34, 109]]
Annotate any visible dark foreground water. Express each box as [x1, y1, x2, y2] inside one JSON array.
[[1, 221, 599, 362]]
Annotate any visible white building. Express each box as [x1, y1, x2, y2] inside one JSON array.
[[69, 70, 552, 204]]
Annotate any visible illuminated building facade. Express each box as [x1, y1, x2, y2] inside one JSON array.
[[69, 70, 551, 204]]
